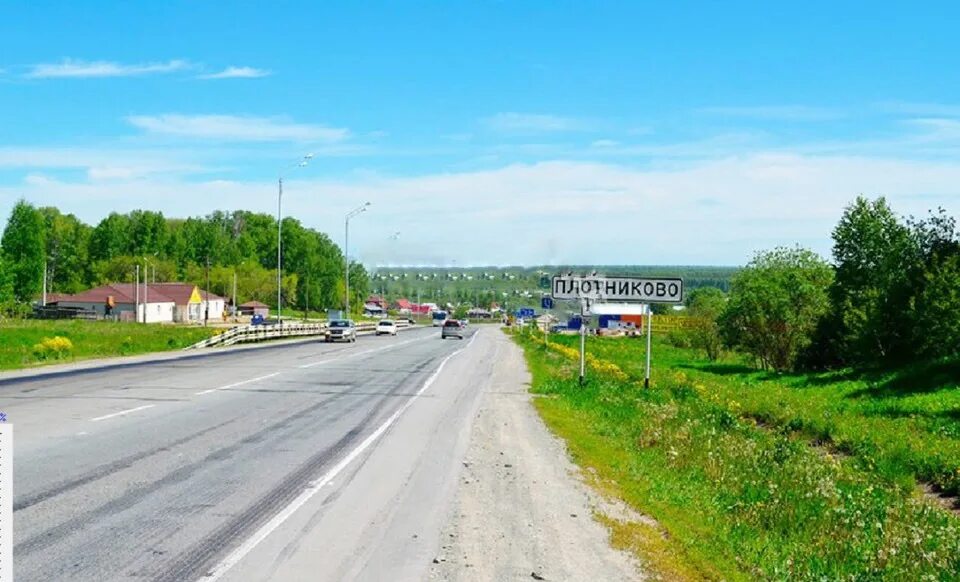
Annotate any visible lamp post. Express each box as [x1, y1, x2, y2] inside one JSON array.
[[277, 153, 314, 325], [344, 202, 371, 317]]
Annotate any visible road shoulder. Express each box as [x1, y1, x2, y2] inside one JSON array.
[[429, 329, 644, 581]]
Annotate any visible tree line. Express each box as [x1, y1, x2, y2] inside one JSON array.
[[683, 196, 960, 371], [0, 200, 370, 316]]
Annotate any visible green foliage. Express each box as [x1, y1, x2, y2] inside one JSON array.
[[0, 204, 363, 312], [514, 333, 960, 580], [1, 200, 46, 302], [829, 196, 916, 364], [684, 286, 726, 361], [721, 247, 833, 372], [912, 251, 960, 358]]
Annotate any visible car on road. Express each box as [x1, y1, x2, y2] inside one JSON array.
[[441, 319, 464, 339], [376, 319, 398, 336], [325, 319, 357, 342]]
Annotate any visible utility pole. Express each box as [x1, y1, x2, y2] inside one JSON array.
[[344, 202, 371, 317], [143, 260, 149, 324], [277, 176, 283, 326], [42, 262, 47, 307], [232, 271, 238, 321], [203, 255, 210, 327], [135, 264, 140, 323]]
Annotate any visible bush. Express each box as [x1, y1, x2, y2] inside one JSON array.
[[666, 328, 693, 348], [720, 247, 832, 372], [32, 336, 74, 360]]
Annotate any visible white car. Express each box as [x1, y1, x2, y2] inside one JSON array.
[[375, 319, 398, 336]]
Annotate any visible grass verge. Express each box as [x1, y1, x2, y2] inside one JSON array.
[[0, 319, 217, 370], [511, 329, 960, 580]]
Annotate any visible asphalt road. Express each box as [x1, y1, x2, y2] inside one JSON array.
[[6, 324, 489, 581]]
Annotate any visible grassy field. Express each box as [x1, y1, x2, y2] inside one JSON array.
[[0, 319, 217, 371], [511, 328, 960, 580]]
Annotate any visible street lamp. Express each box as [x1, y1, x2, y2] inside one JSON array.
[[344, 202, 371, 316], [277, 153, 314, 325]]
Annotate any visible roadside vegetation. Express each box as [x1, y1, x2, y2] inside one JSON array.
[[512, 329, 960, 580], [0, 200, 371, 318], [505, 196, 960, 579], [0, 319, 216, 370]]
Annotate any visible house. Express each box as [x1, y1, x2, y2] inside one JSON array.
[[54, 282, 225, 324], [393, 298, 414, 314], [366, 295, 388, 309], [238, 301, 270, 317], [56, 283, 176, 323], [363, 302, 386, 317], [151, 283, 226, 323]]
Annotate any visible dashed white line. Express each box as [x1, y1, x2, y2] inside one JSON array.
[[197, 328, 479, 582], [196, 372, 281, 396], [298, 336, 426, 368], [90, 404, 155, 422]]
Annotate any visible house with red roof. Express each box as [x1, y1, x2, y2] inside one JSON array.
[[54, 282, 225, 323]]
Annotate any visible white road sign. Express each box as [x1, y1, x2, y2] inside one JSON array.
[[551, 275, 683, 304]]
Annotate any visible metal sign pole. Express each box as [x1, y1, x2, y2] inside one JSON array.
[[645, 304, 653, 389], [579, 298, 587, 386]]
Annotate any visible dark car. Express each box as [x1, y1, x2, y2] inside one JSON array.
[[325, 319, 357, 342], [441, 319, 464, 340]]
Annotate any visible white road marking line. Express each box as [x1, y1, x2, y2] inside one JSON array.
[[76, 431, 88, 436], [195, 372, 281, 396], [90, 404, 155, 422], [298, 336, 425, 368], [198, 328, 479, 582]]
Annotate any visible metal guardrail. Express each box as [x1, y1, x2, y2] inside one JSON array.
[[186, 320, 414, 349]]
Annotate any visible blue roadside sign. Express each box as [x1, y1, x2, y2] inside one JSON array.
[[541, 297, 554, 309]]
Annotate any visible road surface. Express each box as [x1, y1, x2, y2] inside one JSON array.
[[7, 325, 643, 581], [8, 326, 486, 581]]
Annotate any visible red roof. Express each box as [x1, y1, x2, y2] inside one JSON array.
[[59, 283, 174, 305], [394, 298, 413, 309], [151, 282, 224, 304], [57, 283, 223, 306], [240, 301, 269, 308]]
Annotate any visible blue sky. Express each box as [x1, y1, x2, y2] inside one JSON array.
[[3, 1, 960, 265]]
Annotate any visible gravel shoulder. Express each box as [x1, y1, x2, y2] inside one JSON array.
[[429, 330, 644, 581]]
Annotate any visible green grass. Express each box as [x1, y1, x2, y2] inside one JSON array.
[[513, 331, 960, 580], [0, 319, 217, 370]]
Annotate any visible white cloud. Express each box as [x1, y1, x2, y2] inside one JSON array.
[[6, 154, 960, 266], [698, 105, 841, 121], [26, 59, 192, 78], [591, 139, 620, 148], [126, 114, 349, 142], [876, 102, 960, 118], [198, 66, 271, 79], [483, 112, 587, 133]]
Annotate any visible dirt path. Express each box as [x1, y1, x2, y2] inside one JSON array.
[[429, 330, 644, 581]]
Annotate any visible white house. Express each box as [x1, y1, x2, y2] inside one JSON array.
[[54, 283, 225, 324]]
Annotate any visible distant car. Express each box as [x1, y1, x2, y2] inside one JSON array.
[[441, 319, 464, 340], [251, 314, 265, 325], [376, 319, 398, 336], [325, 319, 357, 342], [461, 319, 469, 327]]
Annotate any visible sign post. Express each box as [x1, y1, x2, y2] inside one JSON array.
[[550, 275, 683, 388], [645, 304, 653, 389]]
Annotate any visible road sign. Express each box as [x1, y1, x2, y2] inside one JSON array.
[[551, 275, 683, 304], [541, 297, 554, 310], [516, 307, 535, 318]]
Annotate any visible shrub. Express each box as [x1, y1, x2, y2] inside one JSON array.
[[32, 336, 74, 360]]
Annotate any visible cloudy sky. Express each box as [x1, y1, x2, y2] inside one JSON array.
[[2, 1, 960, 266]]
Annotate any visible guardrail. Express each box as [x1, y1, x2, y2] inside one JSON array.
[[186, 320, 414, 349]]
